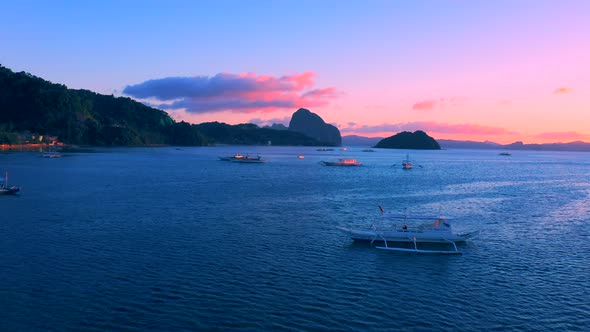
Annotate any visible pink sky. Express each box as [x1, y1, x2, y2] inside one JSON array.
[[3, 1, 589, 144]]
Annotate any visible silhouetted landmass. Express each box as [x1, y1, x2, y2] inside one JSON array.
[[0, 65, 335, 147], [289, 108, 341, 146], [265, 123, 288, 131], [438, 139, 502, 149], [0, 64, 208, 146], [196, 122, 321, 146], [342, 135, 383, 146], [502, 141, 590, 152], [375, 131, 441, 150], [438, 139, 590, 152]]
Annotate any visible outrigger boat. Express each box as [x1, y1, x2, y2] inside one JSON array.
[[0, 172, 20, 195], [401, 154, 412, 170], [219, 153, 266, 163], [231, 155, 266, 163], [321, 158, 362, 166], [219, 153, 245, 161], [338, 207, 478, 255]]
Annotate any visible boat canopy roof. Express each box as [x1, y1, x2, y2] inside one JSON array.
[[380, 213, 452, 220]]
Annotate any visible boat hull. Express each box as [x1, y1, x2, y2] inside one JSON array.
[[322, 162, 361, 166], [0, 186, 20, 195]]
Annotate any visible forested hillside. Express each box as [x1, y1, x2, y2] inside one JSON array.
[[0, 65, 208, 145]]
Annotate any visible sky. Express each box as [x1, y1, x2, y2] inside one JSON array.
[[1, 0, 589, 144]]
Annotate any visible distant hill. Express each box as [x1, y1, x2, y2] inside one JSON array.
[[0, 64, 208, 146], [288, 108, 341, 146], [502, 141, 590, 152], [438, 139, 590, 152], [196, 122, 321, 146], [342, 135, 383, 147], [265, 123, 288, 131], [438, 139, 502, 149], [375, 131, 440, 150]]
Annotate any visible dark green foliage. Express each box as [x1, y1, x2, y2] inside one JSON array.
[[374, 130, 441, 149], [0, 65, 207, 146], [171, 121, 210, 146], [0, 124, 19, 144]]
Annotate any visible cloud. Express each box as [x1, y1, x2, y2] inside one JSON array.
[[340, 121, 516, 136], [411, 97, 469, 111], [412, 100, 437, 111], [123, 71, 337, 114], [533, 131, 588, 141], [553, 87, 573, 94]]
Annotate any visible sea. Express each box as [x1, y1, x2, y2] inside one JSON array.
[[1, 146, 589, 331]]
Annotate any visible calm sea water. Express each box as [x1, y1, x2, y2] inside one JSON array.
[[1, 146, 589, 331]]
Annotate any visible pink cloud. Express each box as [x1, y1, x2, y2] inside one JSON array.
[[411, 96, 469, 111], [123, 71, 337, 114], [553, 87, 573, 94], [412, 100, 437, 111]]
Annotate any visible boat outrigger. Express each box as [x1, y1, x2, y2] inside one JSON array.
[[339, 207, 478, 255], [231, 155, 266, 163]]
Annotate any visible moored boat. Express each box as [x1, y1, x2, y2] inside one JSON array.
[[401, 154, 412, 169], [0, 172, 20, 195], [321, 158, 362, 166], [219, 153, 245, 161], [230, 155, 266, 163], [338, 207, 479, 254]]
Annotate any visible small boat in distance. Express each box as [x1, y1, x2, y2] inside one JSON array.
[[219, 153, 245, 161], [338, 206, 478, 254], [230, 155, 266, 163], [42, 146, 62, 158], [362, 149, 375, 152], [402, 154, 412, 169], [297, 155, 305, 159], [0, 172, 20, 195], [498, 152, 511, 156], [316, 148, 334, 151], [321, 158, 362, 166]]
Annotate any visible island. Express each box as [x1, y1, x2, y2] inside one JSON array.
[[374, 130, 441, 150]]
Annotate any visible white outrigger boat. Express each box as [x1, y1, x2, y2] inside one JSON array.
[[339, 208, 478, 255]]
